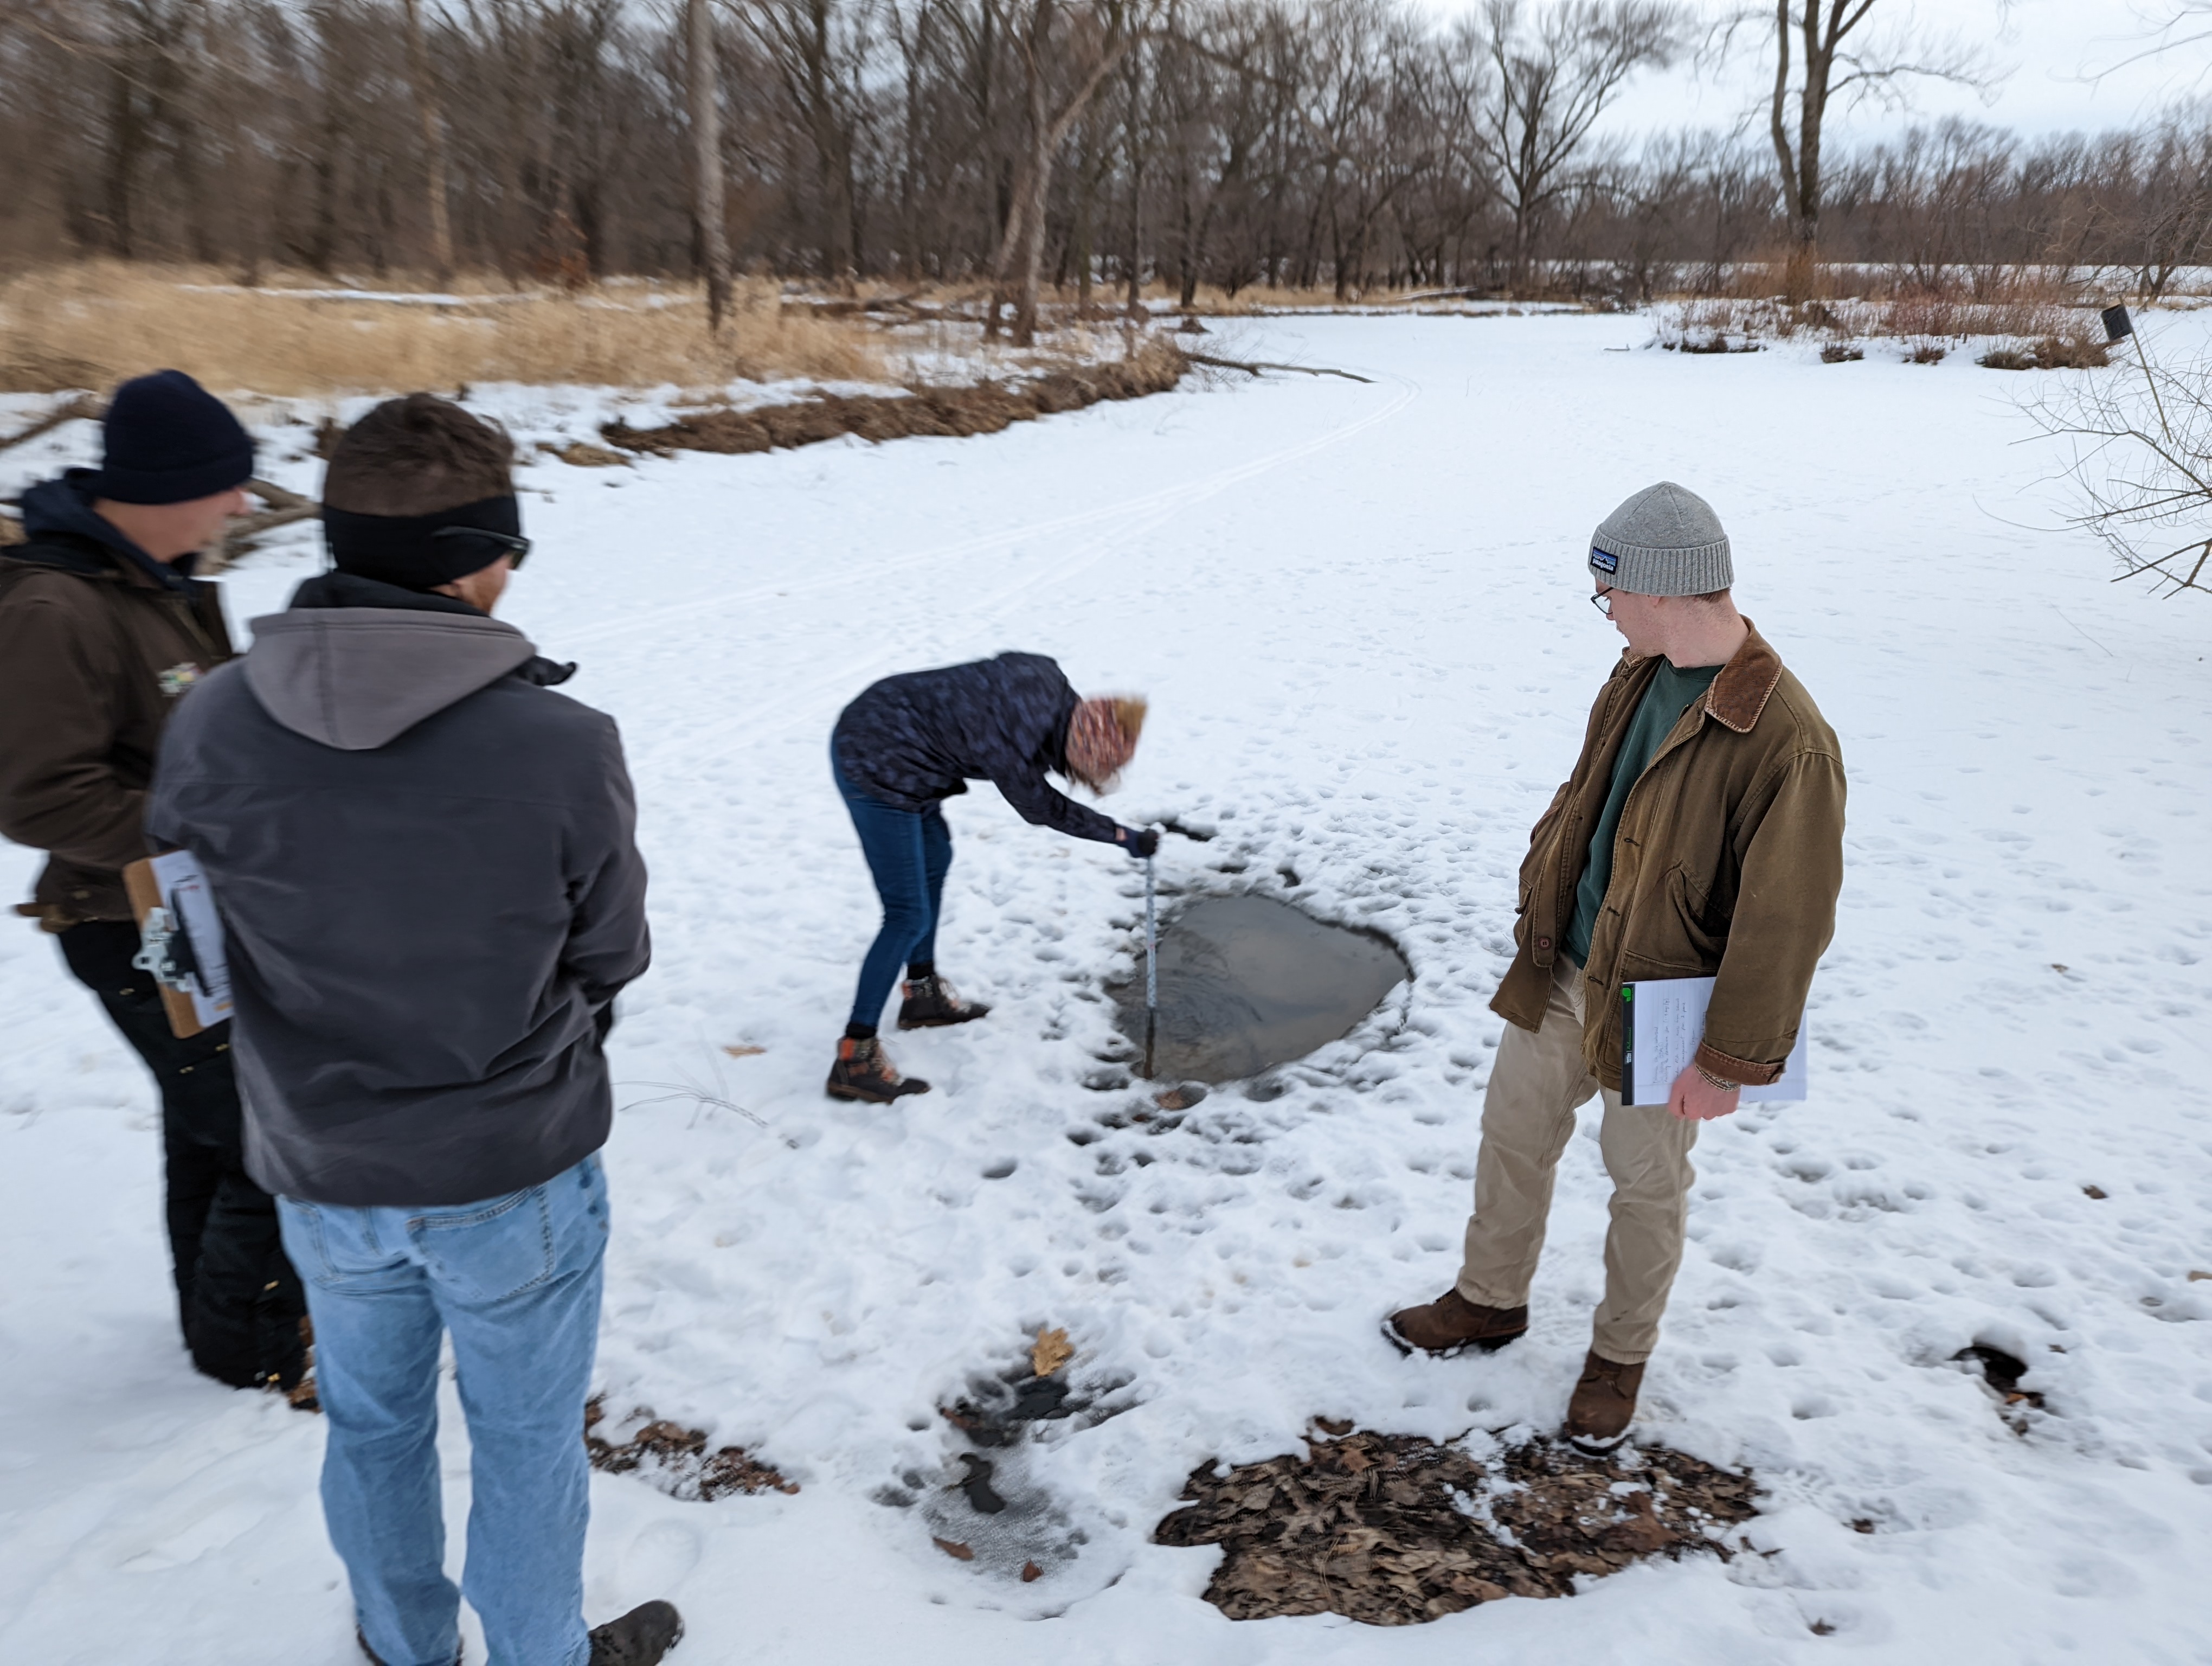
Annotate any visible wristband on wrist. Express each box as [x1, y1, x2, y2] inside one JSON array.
[[1694, 1064, 1741, 1093]]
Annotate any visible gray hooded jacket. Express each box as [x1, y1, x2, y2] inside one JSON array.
[[147, 575, 650, 1207]]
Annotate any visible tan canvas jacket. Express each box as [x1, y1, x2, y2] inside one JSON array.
[[1492, 620, 1845, 1091], [0, 537, 233, 924]]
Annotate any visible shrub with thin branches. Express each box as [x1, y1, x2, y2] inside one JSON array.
[[2026, 348, 2212, 597]]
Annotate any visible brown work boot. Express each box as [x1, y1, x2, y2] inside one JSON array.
[[897, 974, 991, 1029], [825, 1036, 931, 1103], [1381, 1288, 1528, 1357], [1565, 1350, 1646, 1452]]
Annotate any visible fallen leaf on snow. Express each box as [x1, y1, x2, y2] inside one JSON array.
[[933, 1537, 975, 1561], [1031, 1327, 1073, 1378], [1021, 1561, 1043, 1582], [721, 1043, 766, 1058]]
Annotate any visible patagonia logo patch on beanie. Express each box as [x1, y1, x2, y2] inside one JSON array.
[[94, 370, 256, 506], [1589, 481, 1732, 598]]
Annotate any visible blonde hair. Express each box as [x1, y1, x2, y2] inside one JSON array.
[[1065, 693, 1148, 794]]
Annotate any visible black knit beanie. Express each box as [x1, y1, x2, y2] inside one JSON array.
[[92, 370, 256, 505]]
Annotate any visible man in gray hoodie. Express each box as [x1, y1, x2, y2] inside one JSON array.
[[148, 395, 680, 1666]]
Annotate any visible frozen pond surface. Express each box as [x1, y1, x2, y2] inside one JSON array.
[[1120, 895, 1408, 1082], [2, 313, 2210, 1664]]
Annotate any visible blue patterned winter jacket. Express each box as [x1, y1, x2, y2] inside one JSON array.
[[831, 652, 1124, 844]]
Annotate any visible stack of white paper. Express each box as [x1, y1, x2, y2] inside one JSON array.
[[1620, 975, 1807, 1107]]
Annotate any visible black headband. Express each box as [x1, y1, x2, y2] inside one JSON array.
[[323, 495, 524, 591]]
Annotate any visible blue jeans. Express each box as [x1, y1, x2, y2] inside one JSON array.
[[835, 752, 952, 1030], [277, 1156, 609, 1666]]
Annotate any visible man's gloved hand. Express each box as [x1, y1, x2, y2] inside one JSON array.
[[1123, 826, 1160, 859]]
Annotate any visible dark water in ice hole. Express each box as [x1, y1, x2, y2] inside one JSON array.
[[1115, 895, 1410, 1084]]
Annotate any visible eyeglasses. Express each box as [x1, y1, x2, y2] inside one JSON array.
[[1590, 587, 1614, 617], [432, 526, 531, 571]]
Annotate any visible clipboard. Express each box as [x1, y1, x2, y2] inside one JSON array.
[[1621, 975, 1807, 1108], [122, 852, 234, 1039]]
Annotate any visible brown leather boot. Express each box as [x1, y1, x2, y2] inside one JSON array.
[[897, 974, 991, 1029], [1381, 1289, 1528, 1357], [1565, 1350, 1645, 1452], [825, 1036, 931, 1103]]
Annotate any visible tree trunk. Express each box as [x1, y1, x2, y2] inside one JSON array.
[[402, 0, 455, 285], [102, 49, 142, 258], [685, 0, 732, 329], [307, 0, 345, 273]]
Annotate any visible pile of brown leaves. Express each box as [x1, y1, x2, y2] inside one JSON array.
[[600, 344, 1185, 459], [584, 1398, 798, 1502], [1154, 1427, 1758, 1625]]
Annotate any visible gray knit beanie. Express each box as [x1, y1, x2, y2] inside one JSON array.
[[1589, 482, 1732, 597]]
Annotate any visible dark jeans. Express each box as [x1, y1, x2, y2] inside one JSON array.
[[59, 919, 306, 1389], [835, 754, 951, 1030]]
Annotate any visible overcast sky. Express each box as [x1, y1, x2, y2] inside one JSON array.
[[1427, 0, 2211, 150]]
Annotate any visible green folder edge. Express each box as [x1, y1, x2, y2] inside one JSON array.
[[1620, 983, 1636, 1107]]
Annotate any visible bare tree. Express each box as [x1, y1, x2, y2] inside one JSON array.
[[2029, 345, 2212, 599], [401, 0, 455, 284], [983, 0, 1143, 343], [687, 0, 734, 326], [7, 0, 2211, 312], [736, 0, 869, 278], [1475, 0, 1680, 290], [1742, 0, 1999, 281]]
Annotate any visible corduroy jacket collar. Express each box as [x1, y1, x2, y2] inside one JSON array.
[[1619, 617, 1784, 736]]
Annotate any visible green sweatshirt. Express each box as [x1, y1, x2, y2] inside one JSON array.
[[1562, 657, 1723, 967]]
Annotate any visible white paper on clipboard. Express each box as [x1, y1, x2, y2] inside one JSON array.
[[1620, 975, 1806, 1107], [148, 850, 233, 1029]]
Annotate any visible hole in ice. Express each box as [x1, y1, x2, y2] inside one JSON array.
[[1953, 1344, 2046, 1411], [921, 1355, 1136, 1587], [1116, 895, 1409, 1083]]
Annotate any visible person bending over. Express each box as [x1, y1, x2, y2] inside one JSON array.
[[827, 652, 1154, 1103], [1386, 483, 1844, 1453], [149, 394, 681, 1666]]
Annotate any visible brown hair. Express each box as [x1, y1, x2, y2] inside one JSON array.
[[1690, 588, 1732, 605], [323, 393, 515, 516]]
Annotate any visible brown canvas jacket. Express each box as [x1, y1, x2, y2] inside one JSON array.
[[1492, 620, 1845, 1092], [0, 535, 233, 923]]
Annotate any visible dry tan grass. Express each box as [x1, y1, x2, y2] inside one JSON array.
[[0, 262, 890, 398], [1656, 279, 2105, 357]]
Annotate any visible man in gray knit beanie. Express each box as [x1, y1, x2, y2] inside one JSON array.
[[1388, 480, 1846, 1453]]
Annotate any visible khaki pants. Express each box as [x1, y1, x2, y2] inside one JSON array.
[[1457, 958, 1698, 1364]]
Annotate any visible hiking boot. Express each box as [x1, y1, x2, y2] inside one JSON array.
[[897, 974, 991, 1029], [1381, 1289, 1528, 1357], [826, 1036, 931, 1103], [589, 1600, 684, 1665], [1565, 1350, 1646, 1453]]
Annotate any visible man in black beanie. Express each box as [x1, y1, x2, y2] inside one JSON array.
[[148, 394, 678, 1666], [0, 369, 308, 1398]]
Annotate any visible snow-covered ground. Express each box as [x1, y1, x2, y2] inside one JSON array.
[[3, 315, 2210, 1665]]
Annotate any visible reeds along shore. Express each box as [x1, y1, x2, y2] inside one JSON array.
[[0, 261, 2179, 405], [0, 265, 891, 398]]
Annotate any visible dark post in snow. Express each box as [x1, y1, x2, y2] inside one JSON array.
[[687, 0, 734, 334], [2103, 304, 2170, 440]]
